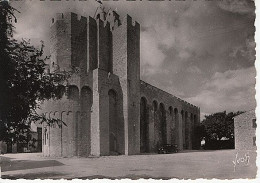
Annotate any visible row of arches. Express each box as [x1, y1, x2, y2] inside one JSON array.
[[42, 87, 121, 157], [42, 111, 75, 157], [140, 97, 198, 153], [55, 85, 92, 101]]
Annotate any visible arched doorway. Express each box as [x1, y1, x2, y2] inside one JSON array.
[[159, 103, 167, 146], [153, 101, 158, 150], [181, 110, 185, 149], [109, 90, 118, 154], [190, 113, 194, 149], [169, 106, 174, 145], [80, 86, 92, 156], [174, 108, 179, 146], [193, 115, 198, 149], [140, 97, 149, 153], [185, 111, 188, 149]]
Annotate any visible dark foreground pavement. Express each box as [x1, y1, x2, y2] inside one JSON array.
[[0, 149, 257, 179]]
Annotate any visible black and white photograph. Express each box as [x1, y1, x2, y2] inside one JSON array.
[[0, 0, 258, 181]]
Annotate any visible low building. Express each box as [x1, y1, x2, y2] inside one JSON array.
[[0, 141, 7, 154], [234, 110, 256, 150], [0, 123, 42, 154]]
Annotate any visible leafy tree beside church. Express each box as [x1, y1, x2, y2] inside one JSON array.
[[0, 1, 68, 144], [200, 111, 244, 149]]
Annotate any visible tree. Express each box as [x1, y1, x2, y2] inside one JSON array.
[[0, 1, 69, 144], [200, 111, 244, 149]]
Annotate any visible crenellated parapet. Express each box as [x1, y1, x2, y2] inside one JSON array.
[[49, 10, 140, 77], [140, 80, 199, 111]]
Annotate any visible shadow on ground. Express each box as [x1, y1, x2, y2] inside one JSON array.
[[72, 175, 179, 180], [2, 172, 67, 179], [0, 150, 257, 179], [1, 159, 64, 172]]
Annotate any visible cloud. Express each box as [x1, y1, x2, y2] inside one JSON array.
[[140, 30, 166, 73], [217, 0, 255, 15], [12, 0, 98, 45], [186, 67, 256, 115], [140, 20, 176, 76], [206, 67, 255, 91], [187, 65, 202, 74], [229, 36, 256, 64]]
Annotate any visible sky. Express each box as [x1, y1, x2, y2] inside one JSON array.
[[10, 0, 256, 120]]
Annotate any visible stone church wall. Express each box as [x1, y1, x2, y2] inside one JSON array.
[[40, 9, 200, 157], [140, 81, 200, 151]]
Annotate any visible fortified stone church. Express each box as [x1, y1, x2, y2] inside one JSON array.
[[41, 6, 200, 157]]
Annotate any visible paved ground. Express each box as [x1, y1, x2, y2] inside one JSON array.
[[0, 149, 257, 179]]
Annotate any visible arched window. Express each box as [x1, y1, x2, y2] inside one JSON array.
[[57, 85, 66, 99], [68, 85, 79, 100], [169, 106, 173, 116], [153, 100, 158, 112], [81, 86, 92, 106]]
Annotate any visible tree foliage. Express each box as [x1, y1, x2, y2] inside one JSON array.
[[0, 1, 69, 144], [200, 111, 244, 149], [201, 111, 243, 140]]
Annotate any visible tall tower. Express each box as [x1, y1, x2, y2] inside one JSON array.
[[50, 13, 71, 72], [89, 7, 141, 155], [112, 15, 141, 155], [47, 6, 141, 157], [49, 12, 89, 73]]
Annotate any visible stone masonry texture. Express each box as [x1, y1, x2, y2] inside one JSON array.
[[234, 110, 256, 150], [40, 8, 200, 157]]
